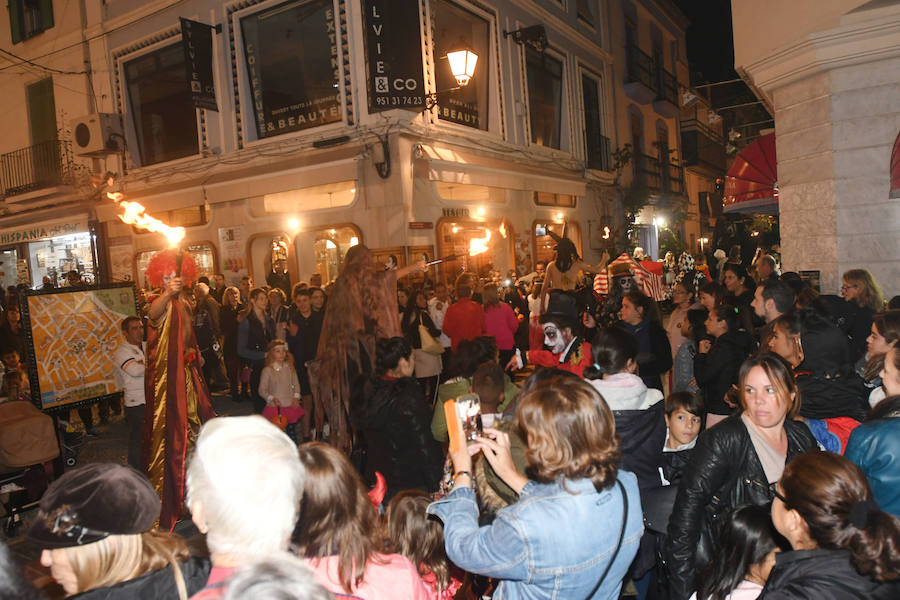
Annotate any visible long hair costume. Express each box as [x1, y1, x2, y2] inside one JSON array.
[[141, 250, 216, 531], [307, 245, 400, 449]]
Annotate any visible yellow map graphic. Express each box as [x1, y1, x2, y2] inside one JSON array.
[[28, 287, 136, 410]]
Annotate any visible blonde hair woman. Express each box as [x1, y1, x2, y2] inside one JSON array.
[[842, 269, 886, 362], [27, 463, 210, 599]]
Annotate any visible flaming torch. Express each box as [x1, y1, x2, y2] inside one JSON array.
[[468, 229, 491, 256], [108, 191, 188, 277]]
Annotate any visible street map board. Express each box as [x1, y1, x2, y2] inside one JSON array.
[[22, 283, 138, 411]]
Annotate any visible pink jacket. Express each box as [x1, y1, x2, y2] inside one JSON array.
[[306, 553, 430, 600], [484, 302, 519, 350]]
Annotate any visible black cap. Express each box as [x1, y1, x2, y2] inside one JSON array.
[[27, 463, 160, 548]]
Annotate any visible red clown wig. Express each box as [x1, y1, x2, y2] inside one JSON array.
[[145, 249, 198, 288]]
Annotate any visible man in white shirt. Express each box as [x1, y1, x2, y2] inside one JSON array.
[[114, 316, 146, 469]]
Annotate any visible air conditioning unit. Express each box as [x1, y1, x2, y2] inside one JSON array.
[[69, 113, 123, 156]]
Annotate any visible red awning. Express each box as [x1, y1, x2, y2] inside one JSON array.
[[891, 130, 900, 198], [724, 132, 778, 214]]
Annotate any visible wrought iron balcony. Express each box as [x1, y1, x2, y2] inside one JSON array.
[[0, 139, 72, 197], [633, 152, 685, 195], [625, 42, 680, 115], [680, 118, 727, 173], [585, 131, 613, 172]]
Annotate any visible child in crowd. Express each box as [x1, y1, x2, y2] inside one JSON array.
[[258, 339, 304, 442], [690, 504, 779, 600], [386, 490, 464, 600], [660, 391, 705, 486], [672, 308, 708, 395], [0, 348, 28, 401]]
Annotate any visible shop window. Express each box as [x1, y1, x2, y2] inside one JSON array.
[[263, 181, 356, 212], [313, 226, 360, 284], [9, 0, 54, 44], [29, 232, 96, 287], [430, 0, 491, 131], [125, 44, 199, 166], [533, 221, 582, 266], [436, 219, 514, 283], [241, 0, 341, 140], [526, 47, 563, 149], [135, 242, 216, 289], [534, 192, 575, 207], [0, 249, 19, 290]]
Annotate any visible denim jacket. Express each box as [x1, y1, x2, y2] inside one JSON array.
[[427, 472, 643, 600]]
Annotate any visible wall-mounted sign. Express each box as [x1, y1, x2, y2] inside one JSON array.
[[442, 208, 470, 217], [408, 221, 433, 230], [0, 218, 87, 245], [180, 18, 218, 111], [363, 0, 426, 112]]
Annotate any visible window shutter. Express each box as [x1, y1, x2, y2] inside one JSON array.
[[9, 1, 23, 44], [40, 0, 54, 31]]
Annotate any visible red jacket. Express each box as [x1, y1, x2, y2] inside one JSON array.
[[528, 340, 593, 377], [442, 297, 485, 350]]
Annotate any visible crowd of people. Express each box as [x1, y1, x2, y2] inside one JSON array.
[[2, 244, 900, 600]]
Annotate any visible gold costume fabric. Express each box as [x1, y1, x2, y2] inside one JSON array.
[[142, 299, 216, 531]]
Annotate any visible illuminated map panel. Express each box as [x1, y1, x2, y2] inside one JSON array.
[[23, 284, 137, 411]]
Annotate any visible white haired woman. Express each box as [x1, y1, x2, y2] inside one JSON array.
[[187, 415, 306, 599]]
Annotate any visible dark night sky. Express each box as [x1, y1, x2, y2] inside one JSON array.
[[672, 0, 736, 85]]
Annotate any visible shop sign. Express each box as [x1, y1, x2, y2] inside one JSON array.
[[180, 18, 218, 111], [0, 220, 86, 245], [363, 0, 426, 112], [241, 0, 341, 138], [408, 221, 433, 230], [442, 208, 469, 217]]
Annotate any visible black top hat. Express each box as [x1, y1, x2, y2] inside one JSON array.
[[539, 290, 579, 327], [27, 463, 160, 549]]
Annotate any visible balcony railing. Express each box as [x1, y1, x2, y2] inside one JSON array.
[[626, 44, 655, 91], [681, 118, 727, 172], [1, 140, 72, 197], [586, 132, 613, 172], [634, 152, 684, 195], [626, 43, 679, 108]]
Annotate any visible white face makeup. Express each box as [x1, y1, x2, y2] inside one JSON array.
[[543, 322, 568, 354], [616, 276, 636, 293]]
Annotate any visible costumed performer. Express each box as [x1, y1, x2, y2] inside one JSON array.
[[507, 290, 592, 377], [142, 249, 216, 531], [307, 244, 424, 451], [539, 230, 609, 312]]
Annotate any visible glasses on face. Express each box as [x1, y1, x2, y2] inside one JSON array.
[[771, 486, 787, 503]]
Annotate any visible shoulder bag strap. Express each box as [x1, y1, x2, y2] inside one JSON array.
[[587, 479, 628, 598]]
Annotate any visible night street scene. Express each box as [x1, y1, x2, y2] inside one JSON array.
[[0, 0, 898, 599]]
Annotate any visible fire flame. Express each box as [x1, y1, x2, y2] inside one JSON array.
[[107, 192, 185, 246], [468, 229, 491, 256], [499, 222, 508, 238]]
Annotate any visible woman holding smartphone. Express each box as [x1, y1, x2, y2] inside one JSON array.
[[428, 375, 643, 599]]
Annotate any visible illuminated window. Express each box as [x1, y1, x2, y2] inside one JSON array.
[[436, 218, 514, 283], [313, 225, 361, 283]]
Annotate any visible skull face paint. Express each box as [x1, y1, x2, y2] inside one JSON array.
[[615, 275, 636, 293], [543, 322, 568, 354]]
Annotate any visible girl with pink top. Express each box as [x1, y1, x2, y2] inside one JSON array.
[[258, 340, 304, 442]]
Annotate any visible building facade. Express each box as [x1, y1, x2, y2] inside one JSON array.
[[1, 0, 697, 292], [733, 0, 900, 295]]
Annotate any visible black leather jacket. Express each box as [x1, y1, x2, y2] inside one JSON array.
[[759, 548, 900, 599], [73, 557, 211, 599], [350, 376, 444, 498], [664, 415, 818, 600]]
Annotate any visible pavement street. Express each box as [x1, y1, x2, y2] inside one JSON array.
[[2, 390, 252, 598]]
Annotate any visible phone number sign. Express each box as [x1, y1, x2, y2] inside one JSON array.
[[364, 0, 426, 112]]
